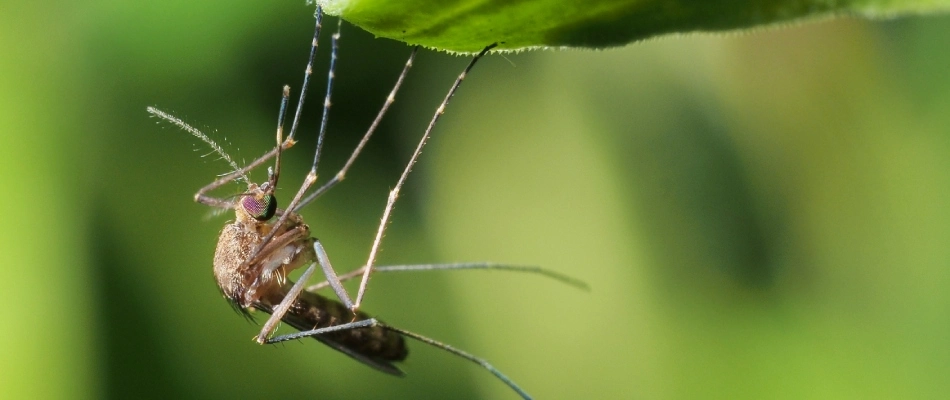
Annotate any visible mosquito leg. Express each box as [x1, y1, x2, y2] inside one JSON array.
[[254, 261, 318, 344], [306, 266, 365, 291], [353, 44, 498, 312], [311, 17, 343, 176], [268, 85, 291, 188], [383, 324, 533, 400], [306, 262, 589, 292], [295, 47, 420, 211], [285, 6, 324, 143], [247, 18, 343, 268], [265, 318, 377, 344], [245, 224, 310, 272], [265, 317, 533, 400], [312, 238, 355, 310], [377, 263, 589, 290]]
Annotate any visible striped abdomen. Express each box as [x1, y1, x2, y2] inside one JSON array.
[[258, 285, 408, 374]]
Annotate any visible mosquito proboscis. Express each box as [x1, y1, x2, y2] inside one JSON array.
[[148, 6, 587, 399]]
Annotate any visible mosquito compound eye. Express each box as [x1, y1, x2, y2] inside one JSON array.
[[243, 194, 277, 221]]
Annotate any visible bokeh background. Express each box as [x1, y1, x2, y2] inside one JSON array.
[[3, 1, 950, 399]]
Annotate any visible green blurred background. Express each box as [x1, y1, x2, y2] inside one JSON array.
[[3, 1, 950, 399]]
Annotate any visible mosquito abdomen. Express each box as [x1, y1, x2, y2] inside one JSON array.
[[260, 286, 408, 362]]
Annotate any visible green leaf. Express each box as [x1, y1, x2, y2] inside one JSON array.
[[314, 0, 950, 52]]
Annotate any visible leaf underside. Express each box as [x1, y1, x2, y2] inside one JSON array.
[[314, 0, 950, 53]]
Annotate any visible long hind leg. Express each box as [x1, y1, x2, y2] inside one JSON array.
[[307, 263, 590, 292], [265, 317, 533, 400], [352, 44, 498, 313]]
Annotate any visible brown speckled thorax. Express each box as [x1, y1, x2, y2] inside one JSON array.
[[211, 183, 407, 367], [212, 184, 314, 308]]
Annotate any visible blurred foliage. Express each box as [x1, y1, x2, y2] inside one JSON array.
[[315, 0, 950, 52], [2, 1, 950, 400]]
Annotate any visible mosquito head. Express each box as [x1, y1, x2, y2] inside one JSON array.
[[241, 183, 278, 221]]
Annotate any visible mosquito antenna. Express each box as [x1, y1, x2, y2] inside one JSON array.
[[188, 7, 327, 209], [148, 106, 249, 184], [269, 85, 291, 191], [353, 44, 498, 311]]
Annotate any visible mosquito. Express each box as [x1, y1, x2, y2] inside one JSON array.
[[148, 6, 586, 399]]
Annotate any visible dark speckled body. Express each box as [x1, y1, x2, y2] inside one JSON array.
[[259, 286, 408, 363], [212, 193, 407, 371]]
